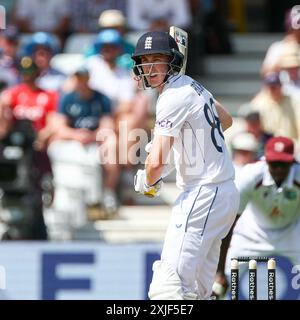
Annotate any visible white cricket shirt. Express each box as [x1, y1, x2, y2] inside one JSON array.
[[236, 161, 300, 229], [154, 74, 235, 189]]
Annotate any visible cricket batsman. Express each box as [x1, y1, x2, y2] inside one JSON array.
[[132, 30, 239, 300]]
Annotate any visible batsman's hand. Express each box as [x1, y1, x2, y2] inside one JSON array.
[[134, 169, 163, 198]]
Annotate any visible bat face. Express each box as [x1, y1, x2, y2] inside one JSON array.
[[174, 29, 188, 48], [169, 26, 188, 75]]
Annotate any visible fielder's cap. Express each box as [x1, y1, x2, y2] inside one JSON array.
[[265, 136, 294, 163], [264, 72, 281, 86], [231, 132, 259, 152], [98, 10, 126, 28], [19, 56, 39, 74], [94, 29, 123, 52], [132, 31, 179, 62]]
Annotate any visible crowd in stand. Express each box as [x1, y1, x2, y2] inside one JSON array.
[[0, 0, 209, 240], [1, 1, 300, 241], [210, 6, 300, 299], [230, 6, 300, 172]]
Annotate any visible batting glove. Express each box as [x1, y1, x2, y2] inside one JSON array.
[[134, 169, 163, 198]]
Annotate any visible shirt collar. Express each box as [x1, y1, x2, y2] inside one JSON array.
[[162, 74, 181, 92]]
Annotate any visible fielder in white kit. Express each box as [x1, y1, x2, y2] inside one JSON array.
[[132, 30, 240, 300], [223, 136, 300, 280]]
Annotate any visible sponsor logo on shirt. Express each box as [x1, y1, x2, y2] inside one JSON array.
[[14, 104, 44, 121], [155, 119, 173, 129], [191, 81, 204, 95]]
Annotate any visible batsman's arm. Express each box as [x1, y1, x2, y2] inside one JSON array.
[[0, 92, 13, 139], [145, 135, 174, 185], [214, 99, 233, 131]]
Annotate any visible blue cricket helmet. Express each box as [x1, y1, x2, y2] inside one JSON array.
[[132, 31, 183, 73]]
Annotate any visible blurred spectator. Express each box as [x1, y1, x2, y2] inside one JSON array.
[[265, 0, 299, 32], [0, 57, 58, 239], [0, 26, 20, 87], [148, 17, 170, 32], [47, 66, 120, 215], [98, 9, 128, 38], [69, 0, 127, 33], [237, 108, 273, 159], [231, 131, 258, 176], [0, 56, 58, 139], [277, 41, 300, 99], [86, 29, 133, 110], [201, 0, 233, 54], [22, 32, 66, 92], [86, 9, 135, 70], [13, 0, 70, 41], [127, 0, 192, 31], [86, 29, 149, 170], [0, 0, 17, 24], [247, 72, 300, 143], [262, 6, 300, 74]]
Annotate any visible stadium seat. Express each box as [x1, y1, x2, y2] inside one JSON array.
[[50, 53, 85, 75], [123, 31, 144, 46], [64, 33, 97, 54]]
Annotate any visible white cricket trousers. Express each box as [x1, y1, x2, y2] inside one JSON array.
[[160, 179, 240, 299]]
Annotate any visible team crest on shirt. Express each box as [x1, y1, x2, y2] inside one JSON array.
[[67, 103, 82, 116], [144, 37, 152, 49], [269, 207, 282, 218]]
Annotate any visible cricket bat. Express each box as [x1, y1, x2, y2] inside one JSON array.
[[169, 26, 188, 74]]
